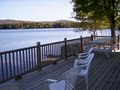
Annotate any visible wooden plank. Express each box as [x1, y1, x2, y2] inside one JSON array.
[[76, 53, 106, 89], [3, 52, 120, 90], [96, 61, 118, 90], [90, 57, 117, 89], [109, 62, 120, 90], [76, 52, 117, 89], [17, 57, 76, 90], [101, 54, 120, 90]]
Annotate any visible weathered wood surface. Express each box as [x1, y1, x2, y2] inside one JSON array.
[[4, 52, 120, 90]]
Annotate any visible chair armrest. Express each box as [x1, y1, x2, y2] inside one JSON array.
[[78, 55, 88, 59], [78, 64, 88, 68], [45, 79, 57, 90], [73, 59, 88, 68], [77, 60, 88, 64], [46, 79, 57, 83], [78, 51, 90, 59], [76, 65, 87, 72], [79, 53, 88, 57]]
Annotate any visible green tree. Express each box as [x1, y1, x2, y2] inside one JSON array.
[[75, 19, 109, 36], [71, 0, 120, 37]]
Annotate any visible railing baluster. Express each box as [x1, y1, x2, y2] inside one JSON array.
[[33, 47, 36, 68], [41, 46, 44, 65], [5, 54, 8, 79], [31, 48, 34, 69], [28, 49, 31, 70], [12, 52, 16, 76], [16, 51, 19, 75], [1, 55, 4, 80], [118, 35, 119, 50], [44, 46, 46, 64], [25, 49, 28, 71], [9, 53, 12, 78], [23, 50, 25, 72], [19, 51, 22, 74]]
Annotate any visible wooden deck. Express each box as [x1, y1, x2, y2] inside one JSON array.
[[4, 52, 120, 90]]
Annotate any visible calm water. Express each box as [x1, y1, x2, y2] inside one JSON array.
[[0, 28, 119, 52]]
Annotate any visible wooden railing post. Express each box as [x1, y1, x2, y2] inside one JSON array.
[[118, 35, 120, 50], [80, 36, 83, 52], [91, 34, 93, 41], [64, 38, 67, 60], [37, 42, 41, 70]]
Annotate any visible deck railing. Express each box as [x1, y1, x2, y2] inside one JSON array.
[[0, 35, 119, 83]]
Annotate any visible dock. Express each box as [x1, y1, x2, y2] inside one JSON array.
[[4, 52, 120, 90]]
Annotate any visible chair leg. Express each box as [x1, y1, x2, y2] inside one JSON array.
[[85, 75, 88, 90], [105, 52, 110, 58]]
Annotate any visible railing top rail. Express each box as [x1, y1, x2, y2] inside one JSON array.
[[66, 38, 80, 42], [41, 41, 64, 46], [93, 36, 118, 37], [93, 36, 111, 37], [0, 45, 36, 54], [82, 36, 92, 39]]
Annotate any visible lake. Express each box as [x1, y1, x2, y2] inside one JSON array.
[[0, 28, 119, 52]]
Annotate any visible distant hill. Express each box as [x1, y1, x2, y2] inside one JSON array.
[[0, 19, 76, 24], [54, 20, 75, 23], [0, 19, 34, 24], [0, 19, 20, 24], [0, 19, 78, 29]]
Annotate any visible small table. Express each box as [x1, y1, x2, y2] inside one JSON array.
[[89, 38, 111, 45], [89, 38, 113, 58]]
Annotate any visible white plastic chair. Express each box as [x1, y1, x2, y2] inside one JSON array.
[[78, 47, 93, 59], [45, 67, 80, 90], [74, 52, 94, 67], [74, 53, 94, 90], [0, 83, 21, 90]]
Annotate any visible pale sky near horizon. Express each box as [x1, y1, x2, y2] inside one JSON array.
[[0, 0, 75, 21]]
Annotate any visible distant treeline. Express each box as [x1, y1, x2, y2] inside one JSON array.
[[0, 21, 79, 29]]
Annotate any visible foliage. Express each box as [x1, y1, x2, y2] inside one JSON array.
[[71, 0, 120, 36], [75, 19, 110, 35]]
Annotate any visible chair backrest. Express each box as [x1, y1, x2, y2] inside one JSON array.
[[58, 67, 79, 90], [86, 47, 93, 55], [78, 47, 93, 59], [0, 83, 21, 90], [74, 53, 94, 68], [85, 53, 94, 71]]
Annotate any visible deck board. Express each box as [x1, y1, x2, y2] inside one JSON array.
[[2, 52, 120, 90]]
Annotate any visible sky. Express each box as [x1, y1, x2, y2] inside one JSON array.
[[0, 0, 75, 21]]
